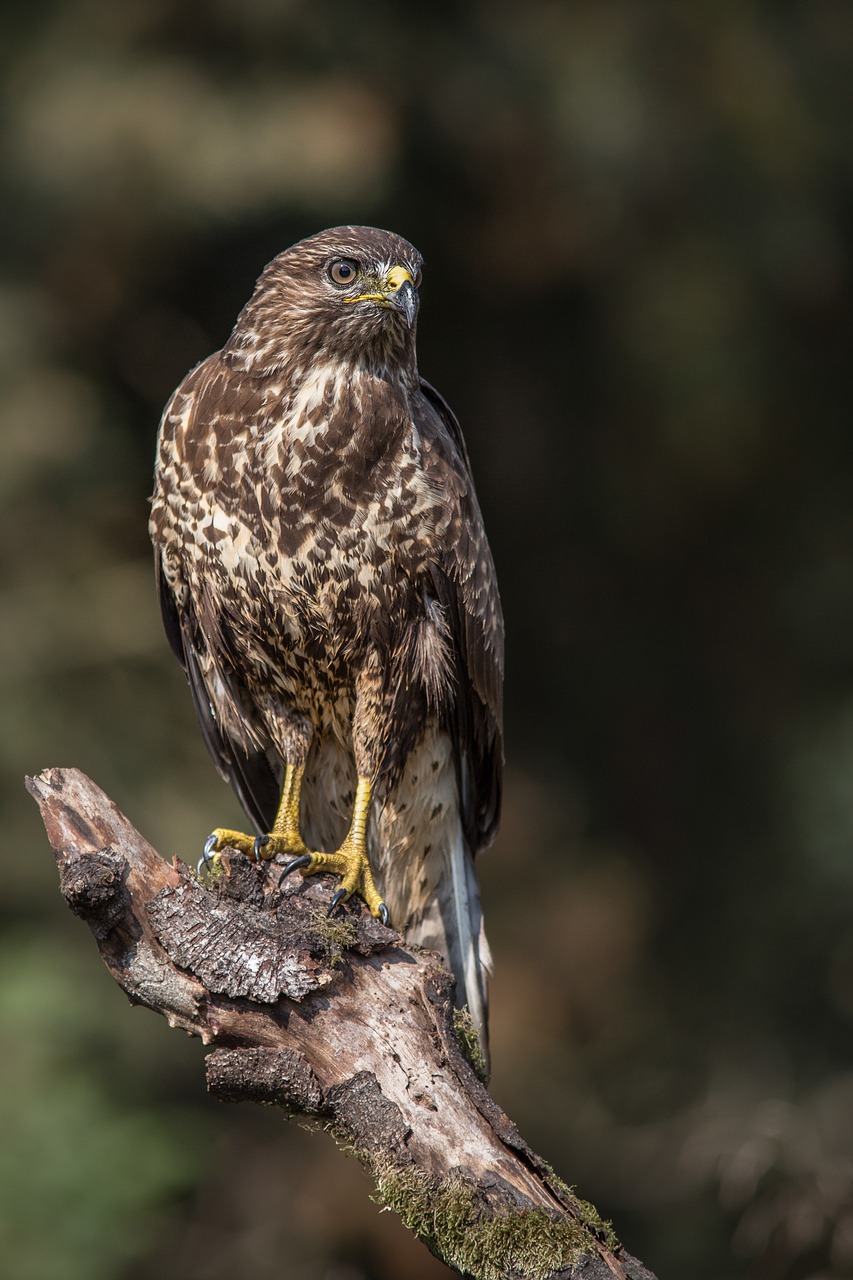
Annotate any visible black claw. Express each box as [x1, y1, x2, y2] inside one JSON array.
[[197, 833, 218, 875], [327, 888, 347, 916], [253, 834, 270, 863], [278, 854, 312, 887], [378, 903, 390, 927]]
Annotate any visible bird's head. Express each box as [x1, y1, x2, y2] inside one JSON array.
[[226, 226, 424, 378]]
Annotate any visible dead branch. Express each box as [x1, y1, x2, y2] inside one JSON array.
[[27, 767, 656, 1280]]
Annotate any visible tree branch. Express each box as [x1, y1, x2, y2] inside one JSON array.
[[27, 767, 656, 1280]]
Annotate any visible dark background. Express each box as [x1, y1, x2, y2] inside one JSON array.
[[3, 3, 853, 1278]]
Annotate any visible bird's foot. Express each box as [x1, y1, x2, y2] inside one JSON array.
[[198, 826, 310, 874], [253, 827, 312, 864], [280, 833, 390, 926]]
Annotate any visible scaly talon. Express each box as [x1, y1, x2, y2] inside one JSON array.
[[276, 777, 387, 922], [198, 827, 258, 873], [328, 888, 347, 915], [199, 761, 312, 875], [279, 836, 387, 922], [279, 854, 312, 884], [198, 832, 219, 875]]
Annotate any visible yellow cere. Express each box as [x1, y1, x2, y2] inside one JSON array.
[[384, 265, 414, 291], [345, 264, 414, 305]]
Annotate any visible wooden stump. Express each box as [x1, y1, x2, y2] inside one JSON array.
[[28, 767, 656, 1280]]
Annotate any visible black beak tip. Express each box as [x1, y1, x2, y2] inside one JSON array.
[[391, 280, 418, 329]]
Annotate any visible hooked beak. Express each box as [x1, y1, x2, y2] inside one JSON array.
[[383, 266, 419, 328], [345, 265, 419, 328]]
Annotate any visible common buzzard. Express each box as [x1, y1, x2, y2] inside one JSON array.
[[150, 226, 503, 1046]]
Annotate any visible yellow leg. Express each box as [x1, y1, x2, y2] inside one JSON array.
[[282, 777, 389, 924], [200, 769, 389, 924], [268, 763, 311, 856], [201, 763, 309, 867]]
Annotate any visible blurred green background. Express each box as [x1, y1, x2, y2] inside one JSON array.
[[3, 2, 853, 1278]]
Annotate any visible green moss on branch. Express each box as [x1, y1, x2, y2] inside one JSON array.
[[452, 1005, 489, 1083], [372, 1165, 617, 1280]]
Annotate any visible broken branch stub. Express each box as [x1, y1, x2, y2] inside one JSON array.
[[27, 767, 656, 1280]]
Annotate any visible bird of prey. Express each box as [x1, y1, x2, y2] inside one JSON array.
[[149, 226, 503, 1047]]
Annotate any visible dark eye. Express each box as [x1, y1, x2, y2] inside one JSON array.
[[328, 258, 359, 286], [413, 268, 422, 289]]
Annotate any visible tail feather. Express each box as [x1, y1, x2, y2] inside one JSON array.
[[446, 816, 491, 1048], [404, 812, 492, 1069], [311, 727, 493, 1066]]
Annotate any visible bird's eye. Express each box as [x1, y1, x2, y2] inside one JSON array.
[[413, 269, 422, 289], [328, 259, 359, 287]]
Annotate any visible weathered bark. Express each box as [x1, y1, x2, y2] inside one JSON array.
[[27, 767, 656, 1280]]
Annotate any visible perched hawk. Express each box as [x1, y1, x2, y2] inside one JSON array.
[[150, 226, 503, 1047]]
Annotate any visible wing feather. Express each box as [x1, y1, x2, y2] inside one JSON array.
[[415, 379, 504, 852], [151, 360, 282, 834]]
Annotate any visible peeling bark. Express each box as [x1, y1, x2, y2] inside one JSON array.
[[27, 767, 657, 1280]]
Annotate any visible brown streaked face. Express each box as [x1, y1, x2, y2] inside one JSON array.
[[233, 226, 425, 372]]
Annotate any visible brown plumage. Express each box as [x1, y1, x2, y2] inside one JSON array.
[[149, 226, 503, 1048]]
